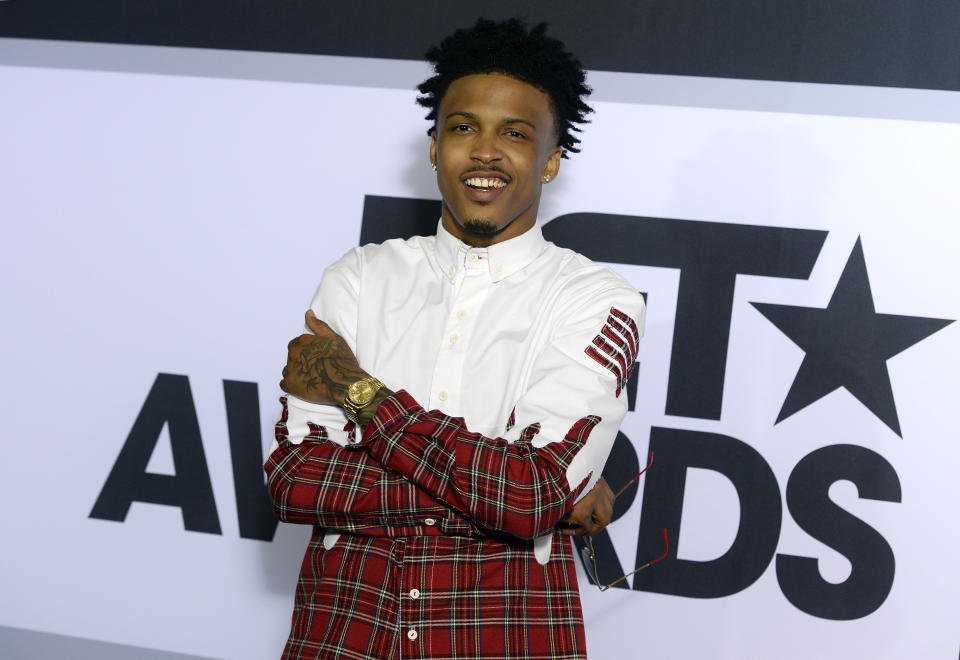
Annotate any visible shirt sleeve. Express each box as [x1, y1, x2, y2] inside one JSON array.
[[356, 282, 646, 541], [265, 396, 477, 536]]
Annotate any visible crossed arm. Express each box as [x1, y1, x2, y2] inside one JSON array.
[[268, 310, 614, 539]]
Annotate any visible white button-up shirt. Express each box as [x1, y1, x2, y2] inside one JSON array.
[[280, 219, 644, 561]]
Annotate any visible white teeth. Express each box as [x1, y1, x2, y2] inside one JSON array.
[[465, 177, 507, 189]]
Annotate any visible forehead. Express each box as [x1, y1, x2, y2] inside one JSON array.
[[439, 73, 556, 128]]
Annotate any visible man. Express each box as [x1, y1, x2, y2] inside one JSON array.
[[267, 18, 645, 659]]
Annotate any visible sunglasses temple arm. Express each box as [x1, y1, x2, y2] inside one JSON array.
[[598, 528, 670, 591], [613, 451, 655, 500], [598, 558, 657, 592]]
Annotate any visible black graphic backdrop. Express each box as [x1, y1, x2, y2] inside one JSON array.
[[1, 4, 958, 659]]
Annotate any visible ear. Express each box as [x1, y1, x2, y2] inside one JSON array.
[[429, 131, 438, 169], [541, 146, 562, 183]]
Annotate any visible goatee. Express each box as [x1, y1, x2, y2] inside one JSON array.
[[462, 218, 501, 236]]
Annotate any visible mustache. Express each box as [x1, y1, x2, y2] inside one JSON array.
[[461, 165, 511, 180]]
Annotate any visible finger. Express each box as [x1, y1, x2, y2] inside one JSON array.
[[591, 511, 612, 534], [305, 310, 329, 333], [578, 515, 595, 537], [596, 477, 614, 501], [600, 490, 614, 518], [557, 514, 583, 536], [558, 520, 586, 536], [595, 491, 615, 529]]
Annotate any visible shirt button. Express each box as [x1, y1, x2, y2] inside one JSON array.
[[469, 253, 479, 262], [457, 310, 467, 319], [409, 588, 421, 599], [495, 265, 504, 276], [424, 518, 436, 526], [449, 334, 459, 345], [448, 265, 456, 275], [438, 391, 447, 402], [407, 629, 418, 641]]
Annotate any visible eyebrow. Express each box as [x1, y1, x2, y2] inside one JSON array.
[[445, 111, 538, 132]]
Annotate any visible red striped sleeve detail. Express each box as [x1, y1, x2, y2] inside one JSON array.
[[606, 314, 637, 359], [602, 320, 638, 387], [592, 335, 629, 392], [585, 345, 624, 396], [610, 307, 641, 353], [600, 324, 630, 356], [585, 306, 642, 395]]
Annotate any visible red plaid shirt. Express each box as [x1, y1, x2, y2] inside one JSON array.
[[266, 392, 598, 659]]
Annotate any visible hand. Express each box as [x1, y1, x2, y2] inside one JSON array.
[[280, 310, 367, 405], [557, 477, 614, 536]]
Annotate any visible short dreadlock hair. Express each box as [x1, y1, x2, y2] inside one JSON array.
[[417, 18, 593, 158]]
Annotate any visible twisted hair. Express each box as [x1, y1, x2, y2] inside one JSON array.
[[417, 18, 593, 157]]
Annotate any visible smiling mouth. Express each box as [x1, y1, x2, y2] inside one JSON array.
[[464, 177, 508, 191]]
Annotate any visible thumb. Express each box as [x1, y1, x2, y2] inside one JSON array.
[[305, 309, 329, 333]]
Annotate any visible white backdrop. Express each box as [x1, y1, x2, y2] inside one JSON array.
[[2, 50, 958, 659]]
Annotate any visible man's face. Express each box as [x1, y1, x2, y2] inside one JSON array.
[[430, 73, 563, 247]]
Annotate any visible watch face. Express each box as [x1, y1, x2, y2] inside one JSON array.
[[348, 380, 376, 404]]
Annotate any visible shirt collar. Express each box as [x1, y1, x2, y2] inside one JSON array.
[[435, 220, 546, 283]]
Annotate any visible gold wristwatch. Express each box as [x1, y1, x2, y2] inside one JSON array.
[[342, 376, 384, 424]]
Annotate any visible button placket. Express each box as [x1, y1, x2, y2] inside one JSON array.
[[398, 537, 425, 653], [429, 264, 488, 410], [406, 584, 423, 650]]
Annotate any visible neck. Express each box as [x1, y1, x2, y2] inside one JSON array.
[[440, 210, 536, 248]]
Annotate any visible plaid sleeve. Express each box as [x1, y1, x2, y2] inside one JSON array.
[[265, 397, 479, 535], [358, 392, 598, 541]]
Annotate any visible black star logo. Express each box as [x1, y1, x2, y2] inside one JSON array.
[[751, 238, 953, 437]]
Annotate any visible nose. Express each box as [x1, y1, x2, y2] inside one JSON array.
[[470, 129, 502, 163]]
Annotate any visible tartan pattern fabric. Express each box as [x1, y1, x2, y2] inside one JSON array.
[[267, 392, 603, 658], [268, 397, 478, 538], [283, 528, 586, 660], [359, 391, 600, 540], [267, 391, 601, 539]]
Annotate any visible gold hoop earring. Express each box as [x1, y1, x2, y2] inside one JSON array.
[[542, 174, 551, 183], [431, 162, 437, 171]]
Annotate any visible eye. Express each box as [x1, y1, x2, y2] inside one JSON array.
[[452, 123, 473, 133], [505, 129, 526, 139]]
